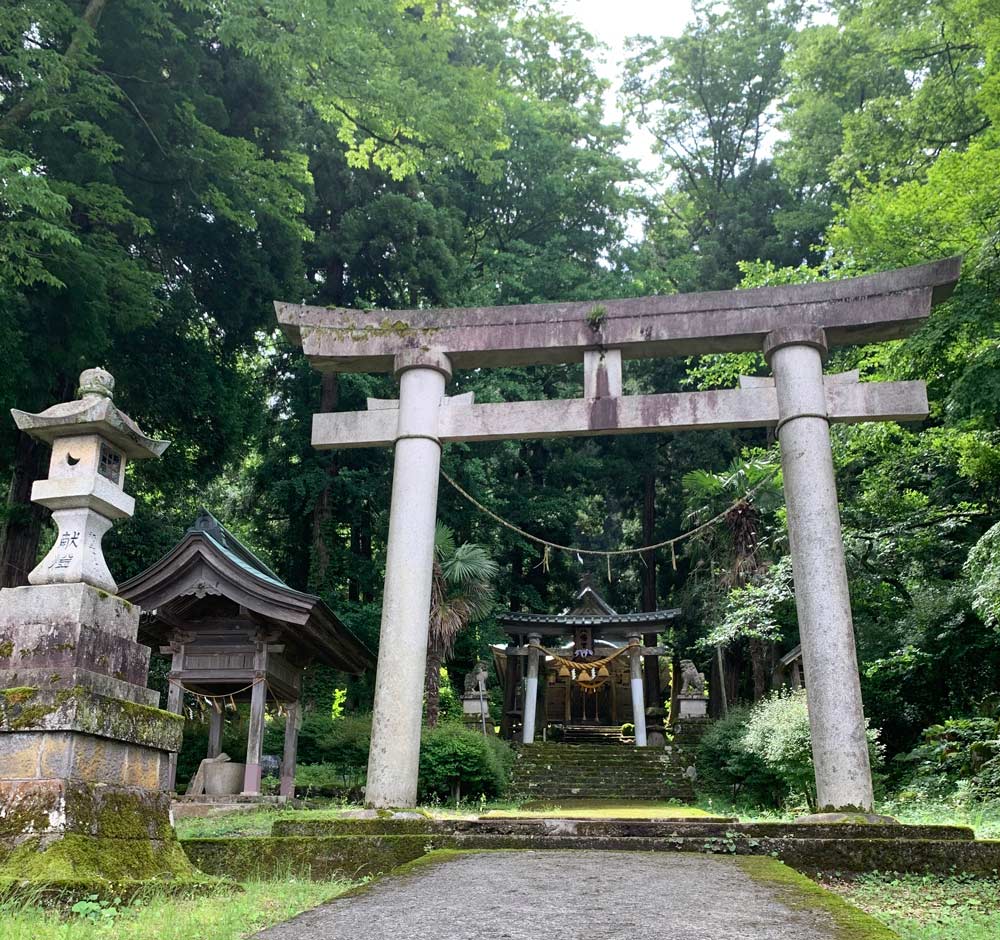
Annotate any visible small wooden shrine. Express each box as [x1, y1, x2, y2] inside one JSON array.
[[494, 582, 680, 745], [120, 511, 372, 796]]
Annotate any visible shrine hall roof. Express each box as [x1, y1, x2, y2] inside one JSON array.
[[119, 510, 373, 673], [497, 584, 680, 636], [498, 609, 681, 629]]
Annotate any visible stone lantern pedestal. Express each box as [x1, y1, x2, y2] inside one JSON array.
[[0, 370, 198, 892]]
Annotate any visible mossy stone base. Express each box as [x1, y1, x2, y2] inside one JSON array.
[[271, 817, 434, 837], [182, 835, 430, 880], [1, 779, 174, 840], [0, 833, 206, 900], [0, 686, 182, 750]]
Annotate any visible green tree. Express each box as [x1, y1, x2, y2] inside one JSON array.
[[426, 524, 498, 728], [623, 0, 813, 291], [682, 456, 784, 703]]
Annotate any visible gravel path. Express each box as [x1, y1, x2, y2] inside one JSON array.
[[254, 851, 854, 940]]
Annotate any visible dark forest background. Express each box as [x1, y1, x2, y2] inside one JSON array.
[[2, 0, 999, 769]]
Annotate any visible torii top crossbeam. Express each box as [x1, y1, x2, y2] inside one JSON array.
[[276, 257, 960, 372]]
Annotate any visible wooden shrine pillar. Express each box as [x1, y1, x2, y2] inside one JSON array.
[[207, 705, 224, 759], [242, 634, 268, 795], [280, 700, 301, 797], [165, 639, 185, 791]]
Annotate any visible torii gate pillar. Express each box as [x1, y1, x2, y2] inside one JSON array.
[[367, 350, 451, 808], [765, 327, 873, 813]]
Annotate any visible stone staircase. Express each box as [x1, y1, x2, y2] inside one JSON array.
[[511, 742, 695, 803], [561, 724, 632, 745]]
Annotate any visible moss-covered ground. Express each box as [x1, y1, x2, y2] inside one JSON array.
[[822, 872, 1000, 940], [479, 799, 717, 819], [0, 877, 354, 940], [173, 799, 714, 839], [695, 796, 1000, 840]]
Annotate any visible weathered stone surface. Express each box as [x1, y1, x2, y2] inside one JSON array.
[[0, 687, 182, 751], [0, 779, 173, 840], [0, 619, 151, 686], [0, 667, 159, 706], [1, 731, 169, 788], [312, 377, 930, 449], [11, 374, 169, 458], [276, 256, 961, 370], [0, 582, 140, 641]]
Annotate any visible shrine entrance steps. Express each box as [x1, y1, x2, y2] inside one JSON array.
[[560, 724, 632, 745], [511, 742, 696, 803]]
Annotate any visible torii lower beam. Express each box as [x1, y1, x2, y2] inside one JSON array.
[[311, 372, 928, 449], [275, 257, 961, 814]]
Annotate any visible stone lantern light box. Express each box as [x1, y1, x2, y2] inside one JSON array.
[[12, 367, 169, 593]]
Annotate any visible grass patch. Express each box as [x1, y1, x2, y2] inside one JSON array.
[[822, 872, 1000, 940], [174, 799, 714, 836], [696, 794, 1000, 839], [876, 799, 1000, 840], [0, 877, 352, 940], [736, 856, 896, 939]]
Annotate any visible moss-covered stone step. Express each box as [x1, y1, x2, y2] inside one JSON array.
[[441, 831, 1000, 875], [181, 834, 430, 880], [445, 818, 974, 841], [0, 832, 210, 900]]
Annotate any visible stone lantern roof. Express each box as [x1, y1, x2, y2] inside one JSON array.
[[11, 367, 169, 459]]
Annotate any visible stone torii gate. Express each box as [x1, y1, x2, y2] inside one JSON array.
[[275, 257, 960, 813]]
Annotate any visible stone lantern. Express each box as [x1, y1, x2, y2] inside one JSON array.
[[0, 369, 198, 891], [14, 367, 168, 593]]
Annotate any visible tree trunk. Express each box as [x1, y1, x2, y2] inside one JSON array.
[[749, 636, 769, 702], [425, 644, 443, 728], [0, 432, 48, 588], [309, 373, 339, 593]]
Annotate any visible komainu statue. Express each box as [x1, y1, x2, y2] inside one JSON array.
[[680, 659, 706, 695], [463, 661, 489, 694]]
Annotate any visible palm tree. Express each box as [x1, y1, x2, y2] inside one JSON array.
[[425, 524, 498, 728], [682, 456, 783, 702]]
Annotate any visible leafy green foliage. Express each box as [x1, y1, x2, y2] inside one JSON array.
[[696, 705, 785, 806], [418, 724, 513, 801], [895, 718, 1000, 800], [698, 690, 882, 810], [966, 522, 1000, 629]]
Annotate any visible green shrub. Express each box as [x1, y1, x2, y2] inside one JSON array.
[[896, 717, 999, 799], [742, 689, 820, 808], [418, 723, 513, 802], [294, 762, 365, 800], [264, 711, 372, 770], [972, 754, 1000, 801], [697, 690, 882, 810], [696, 705, 784, 807]]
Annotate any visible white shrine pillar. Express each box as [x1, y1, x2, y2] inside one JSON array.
[[522, 633, 542, 744], [366, 350, 451, 808], [627, 633, 647, 747], [765, 327, 874, 813]]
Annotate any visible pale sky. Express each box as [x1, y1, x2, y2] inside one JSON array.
[[559, 0, 695, 170]]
